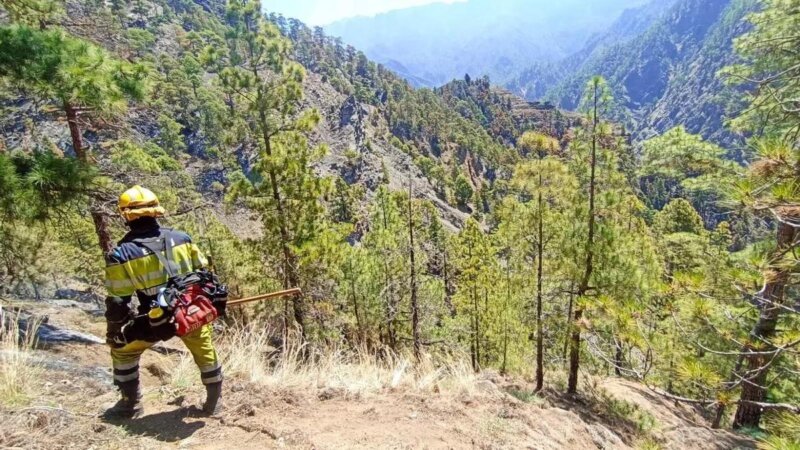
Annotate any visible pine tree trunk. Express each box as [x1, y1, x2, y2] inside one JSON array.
[[471, 278, 480, 372], [474, 287, 481, 372], [349, 260, 363, 342], [483, 288, 489, 368], [734, 217, 796, 429], [91, 210, 113, 254], [379, 193, 397, 351], [64, 101, 113, 253], [470, 331, 477, 372], [443, 247, 456, 317], [384, 257, 397, 350], [563, 281, 574, 365], [667, 334, 675, 394], [568, 81, 600, 394], [502, 264, 510, 376], [65, 102, 85, 160], [535, 185, 544, 392], [408, 184, 421, 361], [713, 354, 745, 429], [567, 308, 584, 393], [259, 109, 306, 342], [733, 316, 780, 429]]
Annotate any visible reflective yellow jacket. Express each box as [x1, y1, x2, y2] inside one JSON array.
[[105, 225, 208, 303]]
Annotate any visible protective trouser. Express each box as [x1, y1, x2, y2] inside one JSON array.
[[110, 323, 222, 386]]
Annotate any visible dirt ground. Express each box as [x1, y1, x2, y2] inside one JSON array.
[[0, 299, 756, 450]]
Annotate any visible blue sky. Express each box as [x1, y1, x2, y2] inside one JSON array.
[[262, 0, 466, 26]]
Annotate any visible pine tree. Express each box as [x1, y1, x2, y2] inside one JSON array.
[[501, 131, 573, 390], [730, 140, 800, 428], [638, 127, 737, 226], [563, 76, 662, 393], [362, 186, 407, 349], [407, 181, 422, 360], [0, 0, 63, 29], [0, 24, 147, 253], [218, 0, 327, 341], [453, 218, 497, 371], [454, 173, 474, 208], [722, 0, 800, 428], [653, 198, 705, 236], [723, 0, 800, 141], [567, 76, 606, 394], [340, 244, 367, 343]]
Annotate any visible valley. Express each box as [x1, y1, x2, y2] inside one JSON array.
[[1, 0, 799, 448]]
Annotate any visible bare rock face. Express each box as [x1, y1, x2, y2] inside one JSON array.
[[338, 95, 368, 129], [2, 305, 104, 347], [302, 72, 469, 230], [588, 423, 627, 449], [475, 380, 502, 397]]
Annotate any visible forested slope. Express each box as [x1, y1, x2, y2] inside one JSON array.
[[511, 0, 757, 149], [1, 0, 799, 446]]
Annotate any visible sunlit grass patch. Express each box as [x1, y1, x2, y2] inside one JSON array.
[[215, 324, 480, 398], [0, 309, 42, 408]]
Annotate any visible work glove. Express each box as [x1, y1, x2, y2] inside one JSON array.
[[107, 318, 160, 347], [105, 296, 133, 348], [106, 296, 163, 345], [106, 321, 128, 348], [200, 271, 229, 318]]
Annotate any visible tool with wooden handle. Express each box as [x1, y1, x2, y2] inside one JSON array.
[[227, 288, 302, 307]]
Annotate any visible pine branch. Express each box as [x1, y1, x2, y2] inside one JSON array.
[[169, 202, 214, 217]]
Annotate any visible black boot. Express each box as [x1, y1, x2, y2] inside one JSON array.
[[104, 380, 143, 419], [202, 381, 223, 416]]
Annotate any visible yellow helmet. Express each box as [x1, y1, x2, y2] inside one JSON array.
[[118, 185, 166, 222]]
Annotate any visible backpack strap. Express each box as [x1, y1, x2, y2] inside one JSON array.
[[135, 234, 179, 279]]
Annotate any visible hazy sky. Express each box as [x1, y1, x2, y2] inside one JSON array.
[[262, 0, 466, 26]]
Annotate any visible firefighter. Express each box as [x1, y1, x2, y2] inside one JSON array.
[[103, 185, 222, 419]]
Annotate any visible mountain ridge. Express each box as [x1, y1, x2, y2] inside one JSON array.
[[536, 0, 757, 148], [323, 0, 649, 87], [318, 0, 754, 147]]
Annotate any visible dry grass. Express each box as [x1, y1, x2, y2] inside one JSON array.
[[0, 310, 61, 449], [0, 309, 42, 408], [167, 324, 480, 399]]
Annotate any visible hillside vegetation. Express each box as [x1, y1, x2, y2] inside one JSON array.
[[319, 0, 756, 147], [533, 0, 758, 148], [1, 0, 800, 448]]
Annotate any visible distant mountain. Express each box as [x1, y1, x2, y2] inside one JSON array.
[[511, 0, 757, 148], [503, 0, 674, 101], [381, 59, 433, 89], [324, 0, 649, 87]]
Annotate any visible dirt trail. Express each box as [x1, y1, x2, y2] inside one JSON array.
[[0, 300, 756, 449]]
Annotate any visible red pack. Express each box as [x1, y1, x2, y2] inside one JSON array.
[[172, 283, 218, 336]]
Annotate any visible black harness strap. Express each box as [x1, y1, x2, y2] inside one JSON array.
[[135, 233, 179, 279]]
